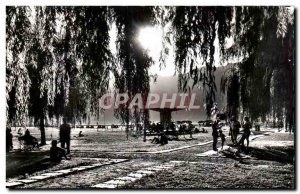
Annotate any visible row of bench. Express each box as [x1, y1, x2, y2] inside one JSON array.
[[76, 125, 134, 129]]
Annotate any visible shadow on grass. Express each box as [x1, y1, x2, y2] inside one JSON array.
[[220, 144, 294, 165], [248, 146, 294, 164], [6, 151, 51, 178]]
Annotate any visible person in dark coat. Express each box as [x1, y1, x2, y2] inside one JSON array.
[[219, 129, 226, 150], [240, 117, 252, 149], [6, 127, 13, 152], [18, 129, 39, 149], [230, 116, 241, 144], [160, 132, 168, 145], [212, 116, 222, 151], [59, 118, 71, 154], [50, 140, 70, 162]]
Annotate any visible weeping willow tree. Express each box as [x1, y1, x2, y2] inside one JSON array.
[[167, 6, 294, 127], [6, 6, 113, 144], [233, 7, 294, 126], [6, 6, 31, 126], [44, 6, 113, 138], [71, 7, 112, 123], [169, 7, 233, 117], [112, 7, 155, 140], [6, 6, 295, 143], [220, 63, 240, 118]]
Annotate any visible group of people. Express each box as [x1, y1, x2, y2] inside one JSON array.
[[6, 118, 72, 163], [50, 118, 71, 162], [149, 122, 165, 133], [6, 127, 39, 152], [212, 115, 252, 151]]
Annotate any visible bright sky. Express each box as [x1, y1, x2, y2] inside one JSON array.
[[109, 23, 176, 77], [137, 25, 176, 77], [109, 21, 239, 78]]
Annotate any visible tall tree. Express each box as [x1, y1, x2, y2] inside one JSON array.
[[6, 6, 31, 126], [112, 7, 155, 139], [25, 7, 57, 145], [170, 7, 233, 117]]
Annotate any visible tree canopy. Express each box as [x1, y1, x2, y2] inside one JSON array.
[[6, 6, 295, 138]]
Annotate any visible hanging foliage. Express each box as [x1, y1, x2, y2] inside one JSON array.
[[112, 6, 155, 127]]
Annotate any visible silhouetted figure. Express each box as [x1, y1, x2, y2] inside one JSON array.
[[151, 137, 160, 144], [78, 131, 84, 137], [212, 116, 222, 151], [219, 129, 226, 150], [230, 116, 241, 144], [160, 132, 168, 145], [150, 122, 156, 134], [170, 122, 176, 132], [17, 128, 23, 136], [210, 103, 219, 121], [201, 128, 208, 133], [18, 129, 39, 149], [169, 122, 178, 140], [239, 117, 252, 149], [6, 127, 13, 152], [59, 118, 71, 154], [157, 123, 164, 133], [50, 140, 70, 162]]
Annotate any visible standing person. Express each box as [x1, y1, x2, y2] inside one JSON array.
[[240, 117, 252, 149], [6, 127, 13, 152], [219, 129, 226, 150], [230, 116, 241, 144], [212, 115, 222, 151], [60, 118, 71, 154], [210, 103, 219, 121]]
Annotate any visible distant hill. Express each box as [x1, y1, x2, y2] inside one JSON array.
[[149, 66, 227, 122], [84, 66, 228, 124]]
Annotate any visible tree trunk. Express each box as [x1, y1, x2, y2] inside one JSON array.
[[272, 110, 276, 128], [56, 115, 60, 128], [126, 121, 129, 140], [143, 110, 149, 142], [40, 112, 46, 145]]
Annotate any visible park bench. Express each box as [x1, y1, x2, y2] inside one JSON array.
[[111, 125, 119, 128], [145, 128, 193, 140]]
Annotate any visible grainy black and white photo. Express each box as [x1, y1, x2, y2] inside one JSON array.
[[6, 5, 295, 190]]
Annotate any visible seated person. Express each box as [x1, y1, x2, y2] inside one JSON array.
[[78, 131, 84, 137], [160, 132, 168, 145], [201, 128, 208, 133], [18, 129, 39, 148], [151, 137, 160, 144], [17, 128, 23, 136], [50, 140, 70, 162]]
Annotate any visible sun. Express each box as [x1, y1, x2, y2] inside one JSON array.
[[138, 26, 174, 77], [137, 26, 162, 59]]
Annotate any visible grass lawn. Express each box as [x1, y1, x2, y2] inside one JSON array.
[[11, 126, 216, 153], [124, 160, 294, 189], [7, 127, 294, 189]]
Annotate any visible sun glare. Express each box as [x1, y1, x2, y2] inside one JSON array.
[[138, 26, 175, 77], [137, 26, 162, 59]]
